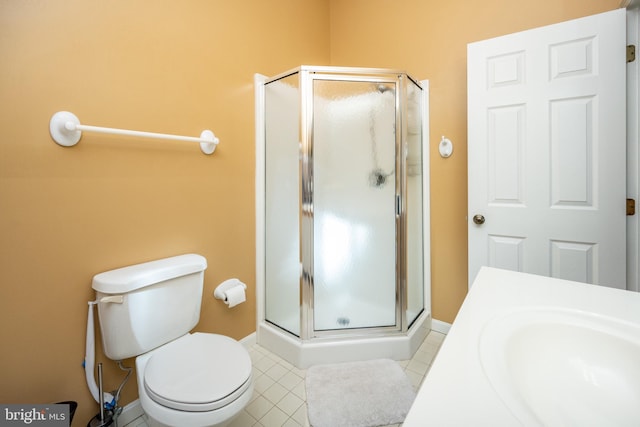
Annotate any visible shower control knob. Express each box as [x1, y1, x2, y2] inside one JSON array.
[[472, 214, 485, 225]]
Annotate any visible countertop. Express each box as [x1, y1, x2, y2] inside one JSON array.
[[403, 267, 640, 427]]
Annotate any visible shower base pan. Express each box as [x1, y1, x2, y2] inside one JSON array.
[[257, 312, 431, 369]]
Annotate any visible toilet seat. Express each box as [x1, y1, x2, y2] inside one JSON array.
[[143, 333, 252, 412]]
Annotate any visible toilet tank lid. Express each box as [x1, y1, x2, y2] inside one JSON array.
[[92, 254, 207, 294]]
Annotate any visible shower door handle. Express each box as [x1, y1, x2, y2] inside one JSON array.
[[396, 195, 401, 217]]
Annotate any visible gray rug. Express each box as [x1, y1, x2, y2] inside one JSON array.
[[305, 358, 416, 427]]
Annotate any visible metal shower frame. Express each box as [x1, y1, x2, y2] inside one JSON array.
[[263, 65, 425, 341]]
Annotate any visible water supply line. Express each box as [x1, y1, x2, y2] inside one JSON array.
[[112, 361, 133, 420]]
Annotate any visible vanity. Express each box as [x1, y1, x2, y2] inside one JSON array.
[[404, 267, 640, 426]]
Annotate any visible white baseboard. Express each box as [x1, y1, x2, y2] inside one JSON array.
[[117, 399, 144, 426], [431, 319, 451, 334], [240, 331, 256, 348]]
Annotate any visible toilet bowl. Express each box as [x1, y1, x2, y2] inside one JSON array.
[[92, 254, 253, 427], [136, 333, 253, 427]]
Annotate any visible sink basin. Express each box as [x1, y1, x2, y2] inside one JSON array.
[[479, 308, 640, 426]]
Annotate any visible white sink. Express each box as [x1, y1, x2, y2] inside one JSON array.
[[479, 308, 640, 426]]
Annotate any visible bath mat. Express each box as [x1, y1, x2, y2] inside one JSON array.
[[305, 358, 416, 427]]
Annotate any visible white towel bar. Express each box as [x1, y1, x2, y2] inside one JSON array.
[[49, 111, 219, 155]]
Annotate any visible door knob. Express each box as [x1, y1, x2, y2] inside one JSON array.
[[473, 214, 485, 225]]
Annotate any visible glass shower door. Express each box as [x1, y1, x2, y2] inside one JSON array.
[[405, 78, 425, 327], [264, 72, 302, 337], [311, 77, 399, 332]]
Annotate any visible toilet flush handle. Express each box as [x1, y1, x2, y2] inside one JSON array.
[[100, 295, 124, 304]]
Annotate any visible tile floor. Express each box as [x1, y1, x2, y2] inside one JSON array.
[[124, 330, 446, 427]]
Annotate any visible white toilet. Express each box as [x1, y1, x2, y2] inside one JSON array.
[[92, 254, 253, 427]]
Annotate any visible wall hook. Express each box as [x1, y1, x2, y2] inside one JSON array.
[[439, 136, 453, 158]]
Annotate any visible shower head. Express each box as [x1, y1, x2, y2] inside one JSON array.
[[369, 168, 393, 188], [375, 84, 394, 94]]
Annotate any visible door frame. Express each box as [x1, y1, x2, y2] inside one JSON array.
[[626, 3, 640, 292]]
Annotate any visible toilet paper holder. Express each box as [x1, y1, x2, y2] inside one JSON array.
[[213, 278, 247, 301]]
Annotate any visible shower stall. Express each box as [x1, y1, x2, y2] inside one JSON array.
[[255, 66, 430, 368]]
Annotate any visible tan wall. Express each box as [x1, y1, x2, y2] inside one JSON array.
[[329, 0, 622, 324], [0, 1, 329, 424], [0, 0, 624, 425]]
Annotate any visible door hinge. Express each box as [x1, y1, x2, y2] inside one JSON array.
[[627, 198, 635, 216], [628, 45, 636, 63]]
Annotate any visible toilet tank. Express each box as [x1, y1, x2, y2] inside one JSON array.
[[92, 254, 207, 360]]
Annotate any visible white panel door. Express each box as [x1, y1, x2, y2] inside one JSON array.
[[468, 9, 627, 289]]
